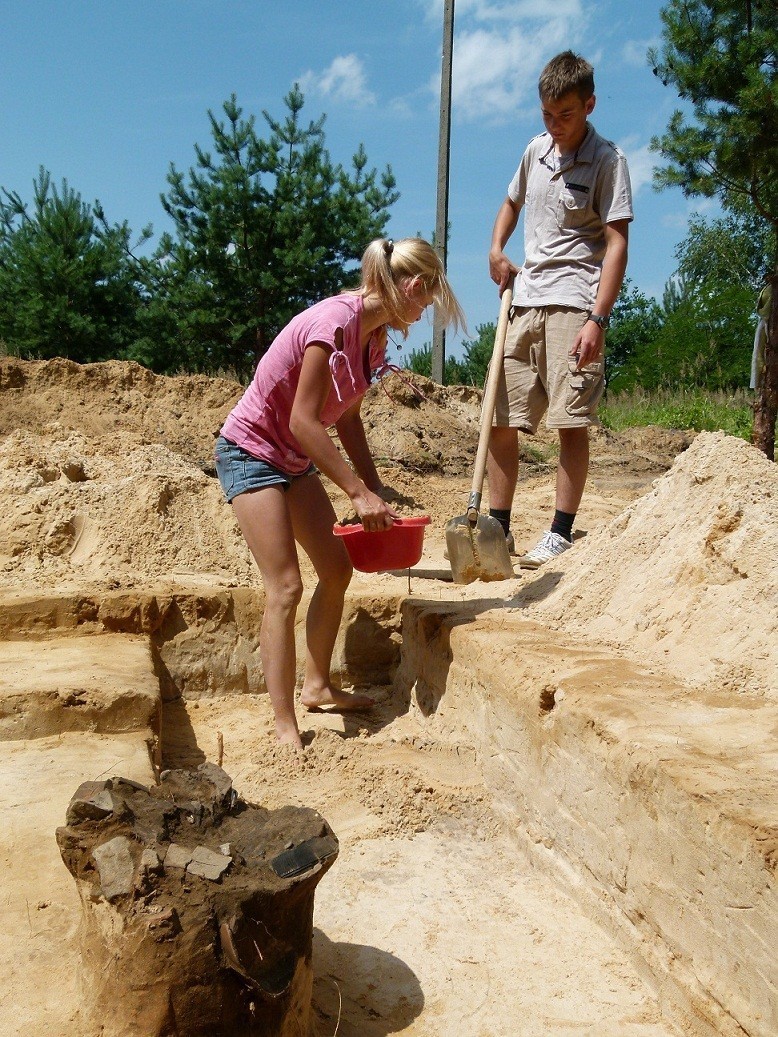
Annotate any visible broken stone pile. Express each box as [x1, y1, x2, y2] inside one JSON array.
[[56, 762, 338, 1037]]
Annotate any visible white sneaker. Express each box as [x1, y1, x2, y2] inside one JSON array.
[[518, 530, 571, 569]]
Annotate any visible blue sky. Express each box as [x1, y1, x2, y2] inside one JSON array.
[[1, 0, 716, 361]]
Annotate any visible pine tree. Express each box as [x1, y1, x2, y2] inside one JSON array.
[[649, 0, 778, 456], [136, 88, 399, 378], [0, 169, 145, 362]]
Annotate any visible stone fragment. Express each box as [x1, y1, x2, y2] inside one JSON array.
[[135, 846, 163, 894], [66, 780, 115, 825], [157, 762, 235, 823], [144, 906, 180, 942], [164, 843, 193, 870], [187, 844, 232, 881], [92, 836, 135, 901], [140, 847, 161, 871]]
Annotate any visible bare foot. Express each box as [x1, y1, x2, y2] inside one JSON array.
[[300, 686, 375, 713], [275, 722, 304, 751]]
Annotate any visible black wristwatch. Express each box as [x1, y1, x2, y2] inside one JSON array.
[[588, 312, 610, 331]]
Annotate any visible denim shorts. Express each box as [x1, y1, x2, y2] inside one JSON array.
[[213, 435, 314, 503]]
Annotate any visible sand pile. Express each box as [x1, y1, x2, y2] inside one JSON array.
[[0, 357, 243, 467], [0, 424, 257, 591], [0, 358, 485, 477], [0, 360, 491, 593], [529, 431, 778, 698]]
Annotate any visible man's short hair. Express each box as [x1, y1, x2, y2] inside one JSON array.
[[538, 51, 595, 102]]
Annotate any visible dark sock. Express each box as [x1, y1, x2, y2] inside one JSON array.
[[551, 509, 575, 543], [489, 508, 512, 537]]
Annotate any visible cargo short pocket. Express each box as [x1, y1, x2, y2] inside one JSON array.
[[566, 358, 604, 417]]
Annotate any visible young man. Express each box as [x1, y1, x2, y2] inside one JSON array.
[[487, 51, 633, 568]]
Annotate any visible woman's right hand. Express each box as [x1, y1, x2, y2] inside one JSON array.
[[350, 486, 400, 531]]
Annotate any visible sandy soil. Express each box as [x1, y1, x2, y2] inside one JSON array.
[[0, 356, 775, 1036]]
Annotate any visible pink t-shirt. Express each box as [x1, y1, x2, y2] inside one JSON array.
[[221, 294, 386, 475]]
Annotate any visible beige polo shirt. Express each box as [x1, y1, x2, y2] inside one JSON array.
[[508, 123, 633, 310]]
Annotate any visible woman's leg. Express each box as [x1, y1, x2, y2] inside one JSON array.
[[287, 473, 373, 711], [230, 486, 305, 748]]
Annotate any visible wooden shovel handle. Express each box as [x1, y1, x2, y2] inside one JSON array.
[[468, 283, 514, 517]]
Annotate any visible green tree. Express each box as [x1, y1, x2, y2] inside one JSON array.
[[645, 283, 754, 390], [0, 168, 146, 362], [649, 0, 778, 456], [675, 209, 771, 295], [457, 323, 497, 387], [405, 341, 464, 384], [405, 322, 499, 387], [619, 212, 766, 392], [606, 278, 664, 391], [135, 88, 399, 377]]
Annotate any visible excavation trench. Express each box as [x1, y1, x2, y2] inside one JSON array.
[[2, 357, 776, 1037], [150, 583, 774, 1037], [0, 581, 774, 1037]]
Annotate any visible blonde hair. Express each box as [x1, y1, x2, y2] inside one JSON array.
[[538, 51, 594, 103], [357, 237, 466, 338]]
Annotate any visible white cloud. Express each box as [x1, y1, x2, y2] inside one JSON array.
[[618, 138, 655, 195], [621, 37, 658, 69], [298, 54, 376, 108], [421, 0, 583, 23], [422, 0, 589, 122]]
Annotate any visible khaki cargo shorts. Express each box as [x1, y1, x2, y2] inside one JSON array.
[[491, 305, 605, 432]]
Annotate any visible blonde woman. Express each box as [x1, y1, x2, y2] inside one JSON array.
[[215, 237, 465, 749]]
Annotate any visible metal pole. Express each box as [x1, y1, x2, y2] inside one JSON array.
[[432, 0, 454, 385]]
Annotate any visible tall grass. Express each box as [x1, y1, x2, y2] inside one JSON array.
[[601, 387, 753, 441]]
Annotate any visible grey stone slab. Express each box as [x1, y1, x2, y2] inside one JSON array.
[[92, 836, 135, 901], [164, 843, 193, 870], [187, 844, 232, 881], [66, 780, 114, 825]]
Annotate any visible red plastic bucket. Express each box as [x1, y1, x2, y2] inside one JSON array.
[[332, 515, 431, 572]]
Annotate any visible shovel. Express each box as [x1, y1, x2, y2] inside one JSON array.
[[446, 283, 515, 585]]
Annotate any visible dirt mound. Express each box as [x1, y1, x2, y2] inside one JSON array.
[[529, 431, 778, 698], [0, 358, 488, 478], [0, 357, 242, 469], [361, 372, 483, 477], [0, 424, 257, 591], [0, 359, 548, 591]]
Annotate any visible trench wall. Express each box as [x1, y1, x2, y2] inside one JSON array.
[[394, 599, 777, 1037], [0, 585, 405, 701], [2, 584, 774, 1037]]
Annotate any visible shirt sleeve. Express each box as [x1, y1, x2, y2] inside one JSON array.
[[508, 152, 530, 207], [597, 152, 634, 225]]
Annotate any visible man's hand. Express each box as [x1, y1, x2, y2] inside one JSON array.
[[570, 319, 604, 370], [489, 250, 520, 292], [489, 198, 521, 292]]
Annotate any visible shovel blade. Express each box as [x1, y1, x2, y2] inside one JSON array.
[[445, 513, 514, 585]]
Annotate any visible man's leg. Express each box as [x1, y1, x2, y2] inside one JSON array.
[[556, 426, 589, 515], [518, 306, 596, 569], [486, 426, 519, 548], [519, 427, 589, 568], [542, 425, 590, 547], [487, 426, 520, 510]]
